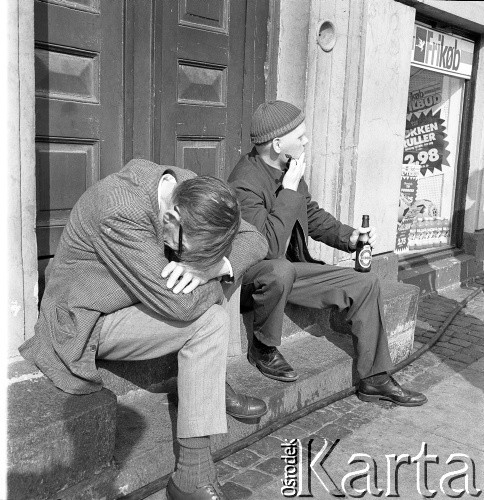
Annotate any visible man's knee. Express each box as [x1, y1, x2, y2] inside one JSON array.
[[260, 259, 297, 294], [365, 272, 380, 289], [357, 272, 382, 302], [180, 304, 230, 359], [201, 304, 229, 335]]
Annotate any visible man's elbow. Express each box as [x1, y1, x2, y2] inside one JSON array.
[[177, 307, 202, 323], [244, 234, 270, 264], [175, 283, 223, 322], [255, 235, 269, 260]]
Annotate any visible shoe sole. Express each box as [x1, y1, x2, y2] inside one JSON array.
[[166, 483, 224, 500], [247, 353, 299, 382], [226, 408, 268, 419], [357, 392, 427, 407]]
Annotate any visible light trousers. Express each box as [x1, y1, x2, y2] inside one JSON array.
[[97, 302, 229, 438]]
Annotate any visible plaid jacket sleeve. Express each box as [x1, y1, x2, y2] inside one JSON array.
[[93, 203, 224, 322], [226, 219, 268, 280]]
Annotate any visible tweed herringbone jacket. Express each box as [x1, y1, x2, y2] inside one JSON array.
[[20, 159, 268, 395]]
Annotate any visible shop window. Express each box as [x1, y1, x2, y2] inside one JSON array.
[[395, 25, 474, 255]]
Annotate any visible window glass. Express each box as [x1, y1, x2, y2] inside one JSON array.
[[395, 67, 465, 254]]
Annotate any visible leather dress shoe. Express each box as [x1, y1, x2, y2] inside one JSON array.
[[247, 344, 299, 382], [358, 375, 427, 406], [225, 382, 267, 418], [166, 477, 228, 500]]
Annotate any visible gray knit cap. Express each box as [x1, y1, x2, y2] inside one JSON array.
[[250, 101, 305, 144]]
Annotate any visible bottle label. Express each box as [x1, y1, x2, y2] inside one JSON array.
[[358, 245, 372, 268]]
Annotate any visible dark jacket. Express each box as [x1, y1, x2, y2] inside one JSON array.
[[228, 148, 355, 262], [20, 159, 268, 395]]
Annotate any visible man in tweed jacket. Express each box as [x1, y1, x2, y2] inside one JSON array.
[[20, 159, 268, 500]]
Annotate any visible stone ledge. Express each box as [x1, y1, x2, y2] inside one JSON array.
[[7, 374, 117, 500], [7, 279, 419, 499], [18, 333, 355, 500], [102, 334, 355, 498], [399, 252, 484, 296], [464, 230, 484, 261], [98, 277, 418, 398], [241, 281, 419, 365]]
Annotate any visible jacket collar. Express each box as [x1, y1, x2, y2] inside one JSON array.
[[121, 160, 196, 218], [249, 147, 285, 195]]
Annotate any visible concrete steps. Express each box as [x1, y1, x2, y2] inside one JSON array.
[[399, 251, 484, 295], [7, 281, 420, 500], [97, 333, 354, 499], [7, 364, 117, 500], [241, 281, 419, 362]]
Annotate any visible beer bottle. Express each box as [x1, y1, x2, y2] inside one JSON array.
[[354, 215, 372, 272]]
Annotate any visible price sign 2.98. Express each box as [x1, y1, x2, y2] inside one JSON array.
[[404, 148, 440, 166]]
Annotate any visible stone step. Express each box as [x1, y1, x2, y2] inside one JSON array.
[[240, 281, 419, 364], [399, 251, 484, 296], [97, 281, 419, 398], [7, 281, 419, 499], [89, 279, 418, 498], [92, 332, 355, 498], [7, 361, 118, 500]]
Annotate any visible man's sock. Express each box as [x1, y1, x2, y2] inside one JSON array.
[[172, 436, 217, 493], [363, 372, 390, 385]]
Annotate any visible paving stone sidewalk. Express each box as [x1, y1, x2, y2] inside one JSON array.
[[151, 279, 484, 499]]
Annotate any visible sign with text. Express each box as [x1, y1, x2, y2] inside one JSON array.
[[411, 25, 474, 79], [395, 164, 420, 253], [404, 108, 450, 177]]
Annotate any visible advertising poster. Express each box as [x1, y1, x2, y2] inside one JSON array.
[[403, 108, 450, 177], [396, 75, 449, 252], [398, 163, 419, 222], [395, 164, 420, 253]]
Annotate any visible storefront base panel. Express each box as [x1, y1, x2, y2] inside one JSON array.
[[398, 251, 484, 296], [464, 230, 484, 261]]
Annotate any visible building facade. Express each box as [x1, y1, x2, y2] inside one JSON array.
[[7, 0, 484, 359]]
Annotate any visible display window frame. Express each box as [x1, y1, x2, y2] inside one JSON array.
[[396, 16, 479, 263]]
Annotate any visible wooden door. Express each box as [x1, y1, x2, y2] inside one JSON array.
[[153, 0, 268, 179], [34, 0, 124, 260], [35, 0, 269, 263]]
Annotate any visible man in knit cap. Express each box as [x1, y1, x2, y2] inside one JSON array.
[[228, 100, 427, 407]]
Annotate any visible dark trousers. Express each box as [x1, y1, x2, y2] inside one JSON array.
[[241, 258, 394, 379]]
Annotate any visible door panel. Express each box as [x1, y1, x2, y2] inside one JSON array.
[[34, 2, 101, 49], [34, 0, 124, 259], [176, 139, 226, 177], [177, 62, 227, 106], [35, 45, 100, 103], [156, 0, 248, 179], [180, 0, 228, 31]]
